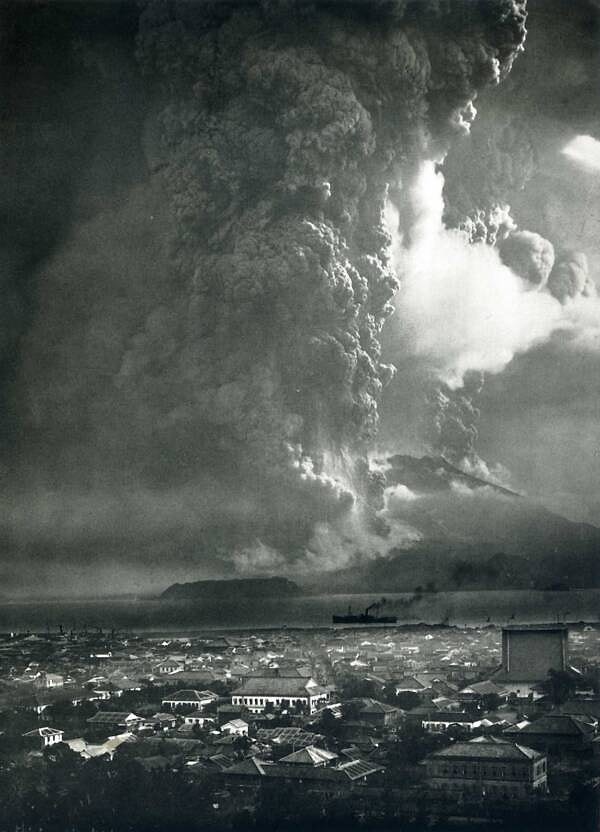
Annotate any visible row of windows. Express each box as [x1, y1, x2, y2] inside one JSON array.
[[235, 696, 308, 707], [431, 764, 531, 780], [434, 782, 529, 799], [424, 723, 475, 731]]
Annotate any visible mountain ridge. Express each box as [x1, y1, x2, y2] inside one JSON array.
[[305, 453, 600, 593], [161, 576, 302, 601]]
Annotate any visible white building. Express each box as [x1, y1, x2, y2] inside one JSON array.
[[421, 712, 486, 733], [221, 718, 249, 736], [23, 727, 64, 749], [183, 714, 215, 728], [231, 675, 328, 714], [34, 673, 64, 689], [162, 689, 219, 710]]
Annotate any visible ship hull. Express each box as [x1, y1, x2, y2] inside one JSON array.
[[332, 615, 397, 624]]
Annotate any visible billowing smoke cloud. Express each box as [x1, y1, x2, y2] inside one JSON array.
[[426, 376, 483, 463], [547, 250, 592, 302], [381, 154, 600, 476], [304, 491, 423, 573], [499, 229, 555, 288], [1, 0, 533, 591], [386, 161, 561, 388], [378, 0, 600, 473], [113, 0, 526, 574]]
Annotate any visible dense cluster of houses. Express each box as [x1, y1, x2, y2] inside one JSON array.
[[1, 621, 599, 818]]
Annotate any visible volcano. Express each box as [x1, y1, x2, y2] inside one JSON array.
[[305, 454, 600, 593]]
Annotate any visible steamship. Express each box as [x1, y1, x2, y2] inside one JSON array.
[[332, 598, 397, 625]]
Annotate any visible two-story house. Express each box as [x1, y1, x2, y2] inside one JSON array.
[[231, 674, 328, 714], [426, 736, 547, 800]]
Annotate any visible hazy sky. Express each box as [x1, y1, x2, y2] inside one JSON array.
[[2, 0, 600, 596]]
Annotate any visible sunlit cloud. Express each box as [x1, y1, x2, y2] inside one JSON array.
[[562, 134, 600, 171]]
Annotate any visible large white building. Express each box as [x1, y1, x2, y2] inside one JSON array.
[[231, 675, 328, 714]]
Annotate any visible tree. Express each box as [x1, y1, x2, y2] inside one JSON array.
[[394, 691, 422, 711], [232, 734, 250, 754], [481, 692, 502, 712], [202, 698, 218, 715], [341, 700, 363, 721], [541, 669, 578, 705], [335, 674, 376, 700], [398, 721, 447, 764], [319, 707, 339, 735]]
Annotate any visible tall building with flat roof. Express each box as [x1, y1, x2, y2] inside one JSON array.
[[500, 624, 568, 682]]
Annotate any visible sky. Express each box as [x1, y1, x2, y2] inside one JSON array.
[[2, 0, 600, 597]]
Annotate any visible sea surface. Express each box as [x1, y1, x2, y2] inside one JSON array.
[[0, 589, 598, 634]]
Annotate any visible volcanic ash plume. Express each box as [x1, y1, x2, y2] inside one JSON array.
[[499, 229, 555, 288], [124, 0, 525, 563], [127, 0, 530, 568], [547, 251, 593, 302], [384, 155, 600, 474], [387, 161, 561, 389]]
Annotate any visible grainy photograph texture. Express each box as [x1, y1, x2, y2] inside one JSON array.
[[1, 1, 600, 830]]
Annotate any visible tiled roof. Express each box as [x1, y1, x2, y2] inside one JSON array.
[[459, 681, 507, 696], [224, 757, 271, 776], [395, 677, 426, 691], [359, 698, 398, 714], [225, 754, 384, 783], [23, 727, 63, 738], [86, 711, 140, 724], [255, 727, 324, 746], [423, 712, 481, 723], [430, 737, 542, 761], [559, 698, 600, 719], [510, 714, 594, 736], [232, 678, 314, 696], [222, 718, 248, 729], [163, 689, 217, 702], [246, 667, 311, 679], [337, 759, 385, 780], [279, 745, 338, 765]]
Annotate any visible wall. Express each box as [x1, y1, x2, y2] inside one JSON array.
[[503, 629, 567, 681]]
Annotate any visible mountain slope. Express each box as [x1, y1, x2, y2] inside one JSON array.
[[307, 454, 600, 592]]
